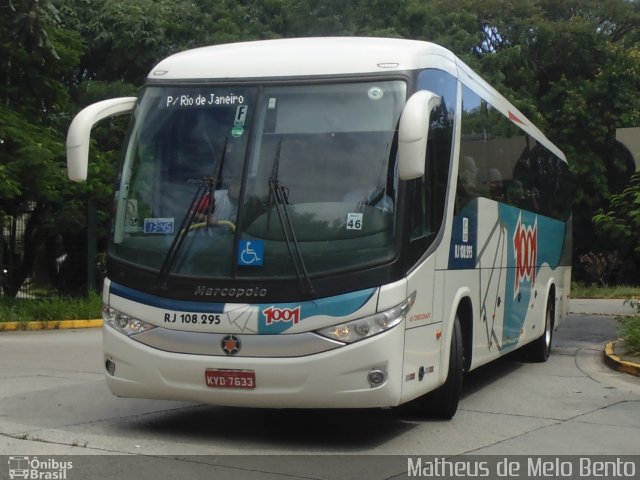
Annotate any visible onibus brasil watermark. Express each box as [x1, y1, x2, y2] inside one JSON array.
[[407, 457, 637, 478], [8, 456, 73, 480]]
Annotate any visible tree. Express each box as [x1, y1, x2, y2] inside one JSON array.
[[451, 0, 640, 279], [593, 172, 640, 281], [0, 0, 86, 296], [3, 0, 640, 295]]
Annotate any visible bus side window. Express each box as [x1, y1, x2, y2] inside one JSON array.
[[406, 69, 456, 267], [457, 86, 490, 212]]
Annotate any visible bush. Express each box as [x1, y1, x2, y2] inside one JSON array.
[[0, 293, 102, 322], [578, 251, 622, 287], [618, 299, 640, 356], [571, 282, 640, 299]]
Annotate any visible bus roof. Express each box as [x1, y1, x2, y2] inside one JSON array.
[[149, 37, 456, 80], [149, 37, 566, 162]]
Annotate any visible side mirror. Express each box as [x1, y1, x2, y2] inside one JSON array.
[[66, 97, 137, 182], [397, 91, 441, 180]]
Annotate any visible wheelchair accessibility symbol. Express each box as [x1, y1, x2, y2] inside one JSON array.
[[238, 240, 264, 266]]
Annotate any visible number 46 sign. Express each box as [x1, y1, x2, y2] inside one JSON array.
[[346, 212, 363, 230]]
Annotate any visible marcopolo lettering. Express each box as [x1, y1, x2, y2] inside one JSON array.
[[194, 285, 268, 298]]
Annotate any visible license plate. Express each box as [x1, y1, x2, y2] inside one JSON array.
[[205, 369, 256, 389]]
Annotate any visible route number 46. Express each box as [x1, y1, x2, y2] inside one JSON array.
[[347, 213, 363, 231]]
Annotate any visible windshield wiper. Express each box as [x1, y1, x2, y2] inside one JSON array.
[[154, 138, 228, 291], [267, 138, 314, 295]]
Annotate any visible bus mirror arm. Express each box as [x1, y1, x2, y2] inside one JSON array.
[[66, 97, 137, 182], [397, 91, 441, 180]]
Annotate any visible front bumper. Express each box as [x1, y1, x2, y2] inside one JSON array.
[[103, 320, 406, 408]]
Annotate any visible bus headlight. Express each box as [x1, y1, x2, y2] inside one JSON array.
[[315, 291, 416, 344], [103, 305, 156, 336]]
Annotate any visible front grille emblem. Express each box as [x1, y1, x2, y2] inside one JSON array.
[[221, 334, 241, 355]]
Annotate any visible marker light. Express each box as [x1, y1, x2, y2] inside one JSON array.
[[105, 358, 116, 376], [103, 305, 155, 336], [367, 369, 386, 387], [315, 291, 416, 344]]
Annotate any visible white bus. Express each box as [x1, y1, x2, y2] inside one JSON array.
[[67, 37, 573, 419]]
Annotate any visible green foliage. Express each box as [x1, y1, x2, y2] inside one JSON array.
[[618, 313, 640, 355], [62, 0, 191, 85], [462, 0, 640, 278], [0, 292, 102, 322], [571, 282, 640, 299], [2, 0, 640, 297], [593, 172, 640, 257]]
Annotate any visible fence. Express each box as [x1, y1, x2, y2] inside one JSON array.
[[0, 202, 100, 299]]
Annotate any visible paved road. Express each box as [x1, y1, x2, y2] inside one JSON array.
[[0, 310, 639, 479], [569, 298, 637, 316]]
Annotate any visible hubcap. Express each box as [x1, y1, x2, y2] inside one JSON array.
[[544, 309, 552, 349]]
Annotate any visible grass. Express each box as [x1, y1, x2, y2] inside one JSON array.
[[618, 316, 640, 356], [0, 292, 102, 323], [572, 283, 640, 357], [571, 282, 640, 299], [617, 299, 640, 356]]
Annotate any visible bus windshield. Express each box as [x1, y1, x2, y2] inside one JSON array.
[[110, 80, 406, 281]]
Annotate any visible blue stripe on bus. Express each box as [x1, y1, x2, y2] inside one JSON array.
[[109, 282, 377, 328], [258, 288, 378, 334], [499, 204, 566, 349], [110, 282, 225, 313], [447, 201, 567, 351]]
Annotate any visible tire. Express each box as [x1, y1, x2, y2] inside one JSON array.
[[527, 297, 554, 362], [420, 315, 463, 419]]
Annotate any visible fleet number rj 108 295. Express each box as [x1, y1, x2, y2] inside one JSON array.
[[164, 313, 222, 325]]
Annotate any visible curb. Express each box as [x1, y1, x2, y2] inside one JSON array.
[[603, 341, 640, 378], [0, 319, 103, 332]]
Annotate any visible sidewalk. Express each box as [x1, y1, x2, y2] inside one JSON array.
[[569, 299, 640, 377]]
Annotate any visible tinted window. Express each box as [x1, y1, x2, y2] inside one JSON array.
[[110, 81, 408, 280], [458, 84, 572, 220], [406, 69, 457, 266]]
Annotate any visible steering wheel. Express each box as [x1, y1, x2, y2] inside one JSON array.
[[187, 219, 236, 234]]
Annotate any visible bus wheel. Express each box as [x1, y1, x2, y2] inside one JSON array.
[[527, 298, 554, 362], [420, 315, 463, 420]]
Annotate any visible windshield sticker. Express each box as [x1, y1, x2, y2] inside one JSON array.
[[268, 97, 277, 109], [346, 212, 363, 230], [231, 126, 244, 138], [124, 199, 139, 232], [234, 105, 248, 126], [368, 86, 384, 101], [163, 93, 246, 109], [238, 240, 264, 266], [144, 218, 175, 234]]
